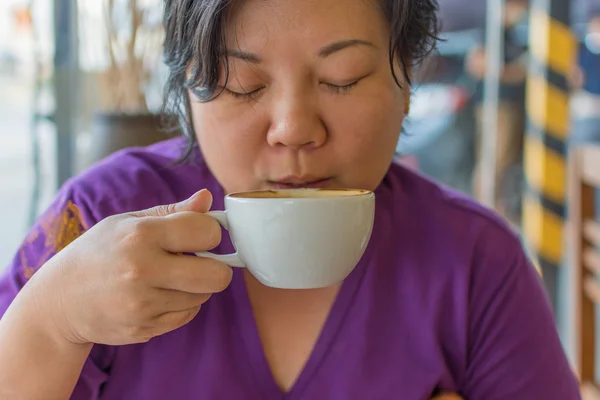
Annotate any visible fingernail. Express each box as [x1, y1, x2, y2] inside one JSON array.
[[181, 190, 198, 205], [187, 189, 210, 205]]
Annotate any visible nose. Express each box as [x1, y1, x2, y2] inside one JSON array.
[[266, 92, 327, 150]]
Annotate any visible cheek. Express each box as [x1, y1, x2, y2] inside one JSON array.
[[327, 86, 404, 154], [190, 100, 269, 191], [192, 100, 267, 152], [323, 86, 404, 187]]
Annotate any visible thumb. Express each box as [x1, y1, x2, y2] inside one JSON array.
[[134, 189, 213, 217]]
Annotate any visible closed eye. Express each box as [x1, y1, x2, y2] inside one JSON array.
[[225, 86, 265, 100], [322, 80, 360, 94]]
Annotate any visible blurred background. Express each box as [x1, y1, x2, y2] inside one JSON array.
[[0, 0, 166, 267], [1, 0, 600, 392]]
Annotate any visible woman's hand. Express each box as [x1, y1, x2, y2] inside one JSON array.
[[28, 189, 232, 346], [465, 46, 486, 80], [582, 382, 600, 400]]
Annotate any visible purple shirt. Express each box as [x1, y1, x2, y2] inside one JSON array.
[[0, 137, 580, 399]]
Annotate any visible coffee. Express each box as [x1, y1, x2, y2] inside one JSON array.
[[230, 188, 370, 199]]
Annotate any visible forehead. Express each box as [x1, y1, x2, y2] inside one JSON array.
[[224, 0, 389, 50]]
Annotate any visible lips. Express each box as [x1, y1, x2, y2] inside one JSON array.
[[268, 177, 332, 189]]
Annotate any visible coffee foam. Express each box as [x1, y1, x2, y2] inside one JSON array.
[[230, 188, 370, 199]]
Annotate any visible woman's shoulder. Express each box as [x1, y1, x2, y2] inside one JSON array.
[[58, 137, 219, 223], [381, 166, 575, 400], [382, 163, 531, 273], [386, 163, 518, 232]]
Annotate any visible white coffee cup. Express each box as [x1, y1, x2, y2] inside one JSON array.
[[196, 188, 375, 289]]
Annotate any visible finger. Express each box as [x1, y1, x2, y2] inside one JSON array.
[[155, 289, 212, 313], [152, 306, 203, 335], [133, 189, 213, 218], [152, 254, 233, 294], [152, 211, 222, 253]]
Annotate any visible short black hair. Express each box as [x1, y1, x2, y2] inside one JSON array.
[[161, 0, 440, 159]]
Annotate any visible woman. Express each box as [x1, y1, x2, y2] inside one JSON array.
[[0, 0, 580, 398]]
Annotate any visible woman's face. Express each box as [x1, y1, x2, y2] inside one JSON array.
[[190, 0, 408, 194]]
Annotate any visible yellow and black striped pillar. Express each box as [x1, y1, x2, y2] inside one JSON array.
[[522, 0, 577, 305]]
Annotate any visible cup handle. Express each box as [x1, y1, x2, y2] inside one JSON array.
[[195, 211, 245, 268]]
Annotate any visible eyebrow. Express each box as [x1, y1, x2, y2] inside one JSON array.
[[317, 39, 377, 58], [227, 49, 262, 64], [226, 39, 376, 64]]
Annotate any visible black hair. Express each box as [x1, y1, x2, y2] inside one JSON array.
[[161, 0, 440, 159]]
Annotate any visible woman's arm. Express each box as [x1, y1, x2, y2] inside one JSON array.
[[0, 184, 110, 399], [0, 274, 92, 399]]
